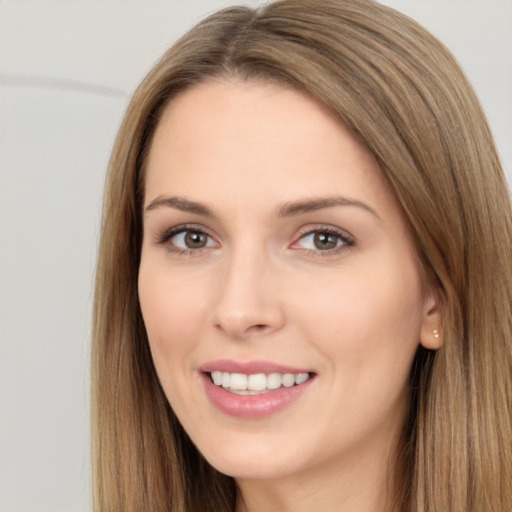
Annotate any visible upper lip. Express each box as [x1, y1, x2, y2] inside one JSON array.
[[199, 359, 313, 375]]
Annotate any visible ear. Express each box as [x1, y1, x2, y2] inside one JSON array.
[[419, 288, 444, 350]]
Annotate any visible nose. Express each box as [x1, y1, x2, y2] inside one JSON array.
[[211, 247, 285, 340]]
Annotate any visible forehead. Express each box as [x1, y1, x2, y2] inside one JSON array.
[[144, 79, 390, 214]]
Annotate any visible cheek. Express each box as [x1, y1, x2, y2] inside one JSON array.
[[294, 262, 424, 381], [138, 260, 207, 372], [138, 260, 214, 427]]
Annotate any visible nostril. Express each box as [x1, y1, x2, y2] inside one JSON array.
[[243, 324, 270, 335], [252, 324, 270, 333]]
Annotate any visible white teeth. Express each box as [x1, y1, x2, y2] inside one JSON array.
[[229, 373, 247, 390], [211, 371, 311, 392], [247, 373, 266, 391], [295, 373, 309, 385], [281, 373, 295, 387], [266, 373, 282, 390]]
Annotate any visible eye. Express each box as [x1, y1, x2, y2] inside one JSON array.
[[173, 230, 215, 249], [293, 228, 353, 252], [158, 226, 218, 252]]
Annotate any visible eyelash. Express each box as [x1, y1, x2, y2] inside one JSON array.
[[292, 225, 355, 256], [156, 224, 218, 256], [155, 224, 355, 256]]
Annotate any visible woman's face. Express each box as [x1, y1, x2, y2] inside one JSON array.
[[138, 80, 441, 484]]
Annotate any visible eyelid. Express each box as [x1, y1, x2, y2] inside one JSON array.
[[153, 223, 354, 255], [291, 224, 355, 252], [155, 223, 220, 249]]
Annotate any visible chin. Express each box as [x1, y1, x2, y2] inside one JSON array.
[[200, 439, 299, 481], [210, 458, 293, 481]]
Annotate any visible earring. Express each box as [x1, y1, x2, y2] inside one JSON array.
[[433, 329, 440, 338]]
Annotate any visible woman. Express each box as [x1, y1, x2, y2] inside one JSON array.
[[91, 0, 512, 510]]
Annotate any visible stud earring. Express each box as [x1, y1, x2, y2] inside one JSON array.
[[433, 329, 440, 338]]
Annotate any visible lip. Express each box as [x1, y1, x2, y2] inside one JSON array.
[[199, 359, 312, 375], [199, 360, 315, 419]]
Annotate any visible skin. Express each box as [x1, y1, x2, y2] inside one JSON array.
[[138, 79, 442, 512]]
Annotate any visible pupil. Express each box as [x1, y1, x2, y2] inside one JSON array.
[[185, 231, 206, 248], [314, 232, 337, 250]]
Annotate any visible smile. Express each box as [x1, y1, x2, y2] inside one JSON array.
[[210, 371, 311, 394], [199, 362, 316, 418]]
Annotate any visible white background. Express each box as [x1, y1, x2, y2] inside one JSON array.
[[1, 1, 510, 511]]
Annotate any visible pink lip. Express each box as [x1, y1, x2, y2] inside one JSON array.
[[199, 359, 312, 375], [198, 360, 315, 419]]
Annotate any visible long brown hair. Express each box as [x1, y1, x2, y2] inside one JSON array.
[[91, 1, 512, 510]]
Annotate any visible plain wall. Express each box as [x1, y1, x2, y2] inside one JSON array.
[[1, 1, 510, 511]]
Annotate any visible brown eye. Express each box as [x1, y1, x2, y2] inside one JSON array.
[[164, 228, 218, 251], [313, 232, 339, 250], [184, 231, 208, 248], [293, 228, 353, 253]]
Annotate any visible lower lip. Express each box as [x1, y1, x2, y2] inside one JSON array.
[[201, 373, 314, 419]]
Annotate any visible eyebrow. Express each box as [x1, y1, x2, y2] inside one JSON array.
[[276, 196, 380, 219], [145, 195, 214, 216], [144, 194, 380, 220]]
